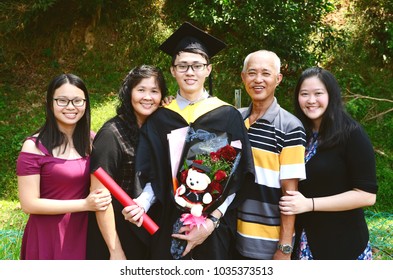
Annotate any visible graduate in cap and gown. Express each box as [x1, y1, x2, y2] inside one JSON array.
[[122, 22, 255, 260]]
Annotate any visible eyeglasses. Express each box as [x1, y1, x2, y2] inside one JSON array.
[[53, 98, 86, 107], [173, 63, 208, 73]]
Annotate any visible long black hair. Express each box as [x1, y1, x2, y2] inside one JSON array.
[[116, 65, 167, 146], [293, 67, 358, 149], [35, 73, 91, 156]]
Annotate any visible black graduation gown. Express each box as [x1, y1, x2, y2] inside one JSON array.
[[136, 101, 254, 260]]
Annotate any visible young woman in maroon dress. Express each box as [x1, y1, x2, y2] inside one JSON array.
[[16, 73, 112, 260]]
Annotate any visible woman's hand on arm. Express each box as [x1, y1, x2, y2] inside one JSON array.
[[84, 188, 112, 211], [279, 190, 312, 215], [280, 188, 376, 215]]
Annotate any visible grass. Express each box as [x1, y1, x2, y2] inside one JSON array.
[[0, 85, 45, 200], [0, 201, 27, 260], [1, 200, 392, 260], [91, 96, 117, 133], [365, 210, 393, 260]]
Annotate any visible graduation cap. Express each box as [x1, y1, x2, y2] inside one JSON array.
[[159, 22, 226, 58], [159, 22, 226, 95]]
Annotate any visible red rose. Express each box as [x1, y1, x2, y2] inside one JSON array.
[[209, 181, 223, 197], [218, 145, 237, 161], [193, 159, 203, 165], [214, 170, 227, 182], [180, 170, 188, 184], [210, 151, 220, 162]]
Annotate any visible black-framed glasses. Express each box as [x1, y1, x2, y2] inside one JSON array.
[[53, 98, 86, 107], [173, 63, 208, 73]]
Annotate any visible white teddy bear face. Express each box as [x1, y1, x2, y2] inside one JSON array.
[[186, 169, 211, 191]]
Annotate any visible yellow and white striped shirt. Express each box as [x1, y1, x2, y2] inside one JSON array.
[[237, 98, 306, 259]]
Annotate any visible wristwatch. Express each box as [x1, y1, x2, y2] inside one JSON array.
[[207, 214, 220, 228], [277, 243, 293, 254]]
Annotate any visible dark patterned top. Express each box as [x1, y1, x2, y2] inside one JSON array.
[[86, 115, 149, 260], [90, 115, 140, 197]]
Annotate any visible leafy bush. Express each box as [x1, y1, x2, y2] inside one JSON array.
[[351, 0, 393, 66], [0, 0, 58, 35]]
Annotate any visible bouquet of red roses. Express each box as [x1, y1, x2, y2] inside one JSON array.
[[178, 144, 238, 206], [175, 130, 241, 216], [170, 129, 241, 259]]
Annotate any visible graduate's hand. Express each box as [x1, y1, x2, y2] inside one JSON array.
[[161, 95, 175, 106], [122, 204, 144, 227], [171, 219, 215, 257], [85, 188, 112, 211]]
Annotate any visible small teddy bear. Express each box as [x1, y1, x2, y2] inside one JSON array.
[[174, 168, 213, 217]]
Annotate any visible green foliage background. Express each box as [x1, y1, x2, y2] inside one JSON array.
[[0, 0, 392, 214]]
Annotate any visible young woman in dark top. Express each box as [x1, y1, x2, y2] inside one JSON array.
[[279, 67, 378, 260]]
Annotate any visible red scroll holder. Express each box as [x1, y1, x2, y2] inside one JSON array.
[[93, 167, 159, 235]]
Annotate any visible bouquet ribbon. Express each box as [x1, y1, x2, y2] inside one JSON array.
[[93, 167, 159, 235], [180, 213, 207, 230]]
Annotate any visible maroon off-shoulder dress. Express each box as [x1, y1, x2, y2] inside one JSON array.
[[16, 138, 90, 260]]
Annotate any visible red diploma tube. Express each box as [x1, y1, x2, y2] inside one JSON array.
[[93, 167, 159, 235]]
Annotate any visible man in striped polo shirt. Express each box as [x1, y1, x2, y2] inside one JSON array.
[[236, 50, 306, 260]]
